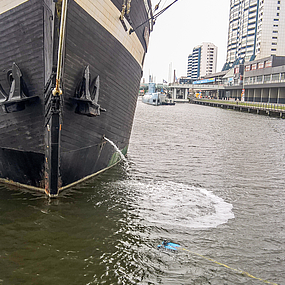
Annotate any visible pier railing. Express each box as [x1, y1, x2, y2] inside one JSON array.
[[191, 98, 285, 118], [194, 98, 285, 110]]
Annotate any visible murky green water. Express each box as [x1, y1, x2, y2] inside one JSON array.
[[0, 100, 284, 284]]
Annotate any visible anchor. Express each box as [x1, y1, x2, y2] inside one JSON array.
[[0, 84, 7, 103], [73, 65, 106, 116], [0, 62, 38, 113]]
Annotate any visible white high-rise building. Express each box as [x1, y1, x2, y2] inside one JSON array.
[[187, 42, 217, 80], [226, 0, 285, 67], [256, 0, 285, 59]]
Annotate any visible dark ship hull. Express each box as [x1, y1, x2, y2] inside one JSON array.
[[0, 0, 152, 195]]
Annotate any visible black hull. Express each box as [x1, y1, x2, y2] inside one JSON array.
[[0, 0, 152, 194]]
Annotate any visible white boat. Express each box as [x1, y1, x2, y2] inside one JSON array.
[[142, 83, 174, 106], [142, 92, 166, 106]]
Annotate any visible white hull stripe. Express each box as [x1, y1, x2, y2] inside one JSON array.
[[0, 0, 145, 67], [74, 0, 145, 67], [0, 0, 28, 14]]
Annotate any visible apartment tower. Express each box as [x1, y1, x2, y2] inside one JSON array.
[[226, 0, 285, 67], [187, 42, 217, 80]]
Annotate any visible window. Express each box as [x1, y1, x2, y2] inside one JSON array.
[[276, 13, 279, 16], [272, 73, 279, 81], [264, 60, 272, 67], [245, 65, 251, 71], [251, 63, 257, 70], [256, 75, 263, 83], [249, 77, 255, 83], [264, 75, 271, 82], [258, 62, 264, 69]]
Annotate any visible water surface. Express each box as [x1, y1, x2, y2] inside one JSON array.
[[0, 99, 284, 284]]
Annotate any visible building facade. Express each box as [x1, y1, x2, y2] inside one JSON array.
[[187, 43, 217, 80], [187, 46, 201, 80], [226, 0, 285, 68], [193, 55, 285, 104]]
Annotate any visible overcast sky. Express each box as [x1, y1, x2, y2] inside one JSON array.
[[142, 0, 230, 83]]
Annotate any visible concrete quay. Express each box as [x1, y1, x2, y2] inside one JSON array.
[[191, 99, 285, 118]]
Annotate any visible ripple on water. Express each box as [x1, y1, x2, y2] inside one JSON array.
[[110, 180, 234, 230]]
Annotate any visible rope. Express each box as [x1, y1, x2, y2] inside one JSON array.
[[181, 247, 279, 285], [154, 0, 162, 11], [129, 0, 179, 34], [160, 0, 168, 10]]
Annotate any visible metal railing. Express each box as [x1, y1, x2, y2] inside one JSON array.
[[194, 98, 285, 111]]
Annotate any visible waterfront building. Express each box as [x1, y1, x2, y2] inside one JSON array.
[[172, 55, 285, 104], [187, 43, 217, 80], [232, 55, 285, 103], [226, 0, 285, 68]]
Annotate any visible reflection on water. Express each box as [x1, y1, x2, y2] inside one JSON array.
[[0, 100, 284, 284]]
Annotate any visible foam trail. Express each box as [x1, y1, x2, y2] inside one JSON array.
[[112, 180, 235, 229], [104, 137, 127, 163]]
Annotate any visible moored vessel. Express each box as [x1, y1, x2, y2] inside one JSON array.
[[0, 0, 153, 196], [142, 82, 175, 105]]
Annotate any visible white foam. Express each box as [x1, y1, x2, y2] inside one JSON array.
[[113, 180, 234, 229], [104, 137, 127, 163]]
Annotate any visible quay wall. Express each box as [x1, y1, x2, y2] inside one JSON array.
[[226, 86, 285, 104], [191, 99, 285, 119]]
